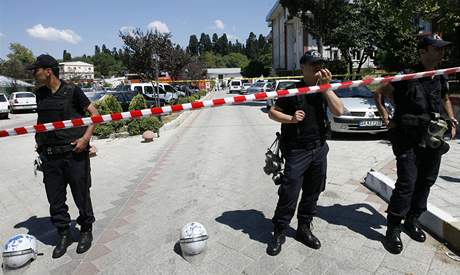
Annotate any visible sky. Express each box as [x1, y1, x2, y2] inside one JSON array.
[[0, 0, 276, 59]]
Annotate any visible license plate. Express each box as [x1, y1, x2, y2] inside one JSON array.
[[359, 120, 382, 127]]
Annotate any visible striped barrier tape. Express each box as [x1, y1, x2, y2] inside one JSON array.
[[1, 67, 459, 139]]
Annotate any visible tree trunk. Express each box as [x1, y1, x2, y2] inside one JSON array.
[[357, 53, 368, 77], [317, 37, 323, 56]]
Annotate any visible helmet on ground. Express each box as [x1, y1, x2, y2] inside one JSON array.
[[2, 234, 38, 269], [179, 222, 208, 256]]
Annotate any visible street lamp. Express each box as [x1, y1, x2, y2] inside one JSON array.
[[152, 53, 160, 107]]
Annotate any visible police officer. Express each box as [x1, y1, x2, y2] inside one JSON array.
[[374, 34, 457, 254], [27, 54, 99, 258], [267, 50, 344, 256]]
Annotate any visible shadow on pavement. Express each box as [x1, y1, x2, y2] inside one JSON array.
[[215, 209, 295, 244], [14, 216, 78, 246], [317, 203, 385, 241]]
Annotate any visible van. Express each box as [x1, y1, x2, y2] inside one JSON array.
[[229, 80, 243, 94]]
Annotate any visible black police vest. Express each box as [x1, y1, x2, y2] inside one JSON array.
[[393, 69, 444, 127], [35, 84, 87, 146]]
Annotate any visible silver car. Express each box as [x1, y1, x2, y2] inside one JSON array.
[[327, 85, 393, 134], [266, 79, 300, 107]]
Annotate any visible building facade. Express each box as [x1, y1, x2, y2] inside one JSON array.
[[59, 61, 94, 80], [266, 1, 376, 72]]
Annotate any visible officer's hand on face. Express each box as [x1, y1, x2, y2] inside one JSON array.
[[291, 110, 305, 123], [72, 137, 89, 153], [315, 68, 332, 85]]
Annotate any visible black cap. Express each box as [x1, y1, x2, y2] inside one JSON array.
[[300, 50, 324, 65], [26, 54, 59, 70], [417, 34, 452, 49]]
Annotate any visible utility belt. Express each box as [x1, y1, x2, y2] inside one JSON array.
[[284, 139, 325, 151], [37, 144, 75, 155], [397, 112, 449, 154]]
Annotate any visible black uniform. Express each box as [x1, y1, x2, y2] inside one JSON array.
[[272, 80, 329, 229], [36, 81, 95, 233], [387, 64, 449, 224]]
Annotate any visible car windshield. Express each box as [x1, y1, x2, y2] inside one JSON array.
[[254, 82, 265, 87], [277, 82, 296, 90], [0, 95, 6, 102], [85, 92, 105, 102], [334, 86, 373, 98], [231, 81, 240, 86], [16, 93, 35, 98], [144, 86, 154, 93], [116, 85, 131, 92]]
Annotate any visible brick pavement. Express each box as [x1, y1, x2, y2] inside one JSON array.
[[1, 90, 459, 274]]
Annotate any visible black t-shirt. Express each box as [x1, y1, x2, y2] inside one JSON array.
[[391, 64, 448, 121], [35, 81, 90, 124], [275, 80, 327, 149]]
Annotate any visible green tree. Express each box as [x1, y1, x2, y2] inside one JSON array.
[[199, 33, 213, 53], [63, 50, 72, 61], [119, 28, 174, 79], [92, 52, 126, 78], [221, 52, 249, 68], [212, 33, 219, 52], [0, 43, 35, 90], [187, 35, 199, 56], [216, 34, 229, 55], [280, 0, 349, 54], [245, 32, 258, 60], [242, 60, 270, 78]]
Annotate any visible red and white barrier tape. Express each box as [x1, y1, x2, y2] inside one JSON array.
[[1, 67, 459, 139]]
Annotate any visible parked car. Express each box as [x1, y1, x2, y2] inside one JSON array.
[[116, 83, 176, 104], [9, 91, 37, 113], [266, 79, 300, 107], [0, 93, 10, 119], [101, 91, 166, 111], [158, 83, 183, 98], [246, 81, 274, 95], [241, 83, 252, 94], [229, 80, 243, 94], [327, 85, 393, 135], [84, 90, 106, 102]]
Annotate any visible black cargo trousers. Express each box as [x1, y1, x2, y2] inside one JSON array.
[[387, 128, 442, 223], [272, 142, 329, 229], [41, 149, 95, 232]]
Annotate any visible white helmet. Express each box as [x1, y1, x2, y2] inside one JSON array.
[[2, 234, 38, 269], [179, 222, 208, 256]]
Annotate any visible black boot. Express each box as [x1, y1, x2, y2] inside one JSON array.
[[76, 227, 93, 254], [296, 222, 321, 249], [267, 226, 286, 256], [404, 215, 426, 242], [53, 229, 72, 259], [385, 224, 403, 254]]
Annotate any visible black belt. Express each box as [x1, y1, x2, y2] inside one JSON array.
[[39, 144, 75, 155], [286, 139, 324, 151]]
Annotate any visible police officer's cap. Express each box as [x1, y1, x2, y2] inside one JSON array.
[[300, 50, 324, 65], [417, 34, 452, 49], [26, 54, 59, 70]]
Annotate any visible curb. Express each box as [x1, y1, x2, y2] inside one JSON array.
[[364, 171, 460, 252]]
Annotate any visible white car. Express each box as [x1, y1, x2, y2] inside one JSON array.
[[241, 83, 252, 94], [266, 79, 300, 107], [9, 91, 37, 113], [229, 80, 243, 94], [0, 93, 10, 119], [327, 85, 393, 135]]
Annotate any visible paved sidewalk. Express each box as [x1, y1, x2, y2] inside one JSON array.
[[1, 90, 459, 274], [378, 139, 460, 220]]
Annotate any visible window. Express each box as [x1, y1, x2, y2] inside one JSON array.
[[16, 93, 35, 98], [133, 86, 143, 93], [164, 85, 176, 93], [144, 86, 154, 93], [0, 95, 6, 102]]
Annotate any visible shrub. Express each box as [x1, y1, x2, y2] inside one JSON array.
[[127, 116, 163, 136], [126, 94, 163, 136], [128, 94, 147, 111], [93, 94, 124, 138]]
